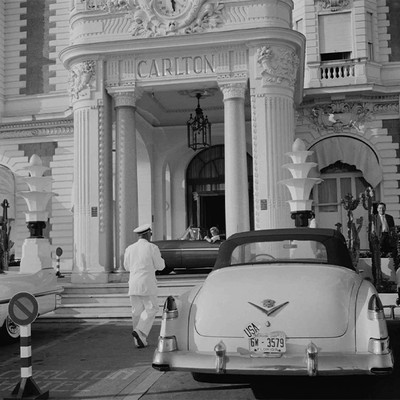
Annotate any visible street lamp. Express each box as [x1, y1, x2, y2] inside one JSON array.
[[280, 139, 322, 227]]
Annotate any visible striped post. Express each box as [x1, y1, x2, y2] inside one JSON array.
[[55, 247, 64, 278], [4, 325, 49, 400]]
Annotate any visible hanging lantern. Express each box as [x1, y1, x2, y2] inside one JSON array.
[[187, 93, 211, 151]]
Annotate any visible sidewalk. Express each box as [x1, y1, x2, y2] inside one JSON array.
[[0, 321, 163, 399]]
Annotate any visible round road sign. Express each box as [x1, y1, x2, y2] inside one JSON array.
[[8, 292, 38, 326]]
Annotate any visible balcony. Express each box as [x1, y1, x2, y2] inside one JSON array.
[[306, 58, 382, 89]]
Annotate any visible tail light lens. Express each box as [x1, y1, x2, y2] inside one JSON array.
[[368, 337, 391, 355], [368, 294, 385, 320], [163, 296, 178, 320]]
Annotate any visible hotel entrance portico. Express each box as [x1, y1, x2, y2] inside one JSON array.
[[59, 0, 305, 282]]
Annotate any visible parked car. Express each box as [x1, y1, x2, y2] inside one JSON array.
[[153, 228, 394, 380], [154, 227, 224, 274], [0, 268, 62, 343]]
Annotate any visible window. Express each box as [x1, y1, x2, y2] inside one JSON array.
[[319, 12, 353, 59], [367, 12, 374, 61], [320, 52, 352, 62]]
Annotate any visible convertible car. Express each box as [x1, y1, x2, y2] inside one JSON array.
[[0, 268, 62, 343], [152, 228, 394, 379], [154, 227, 223, 274]]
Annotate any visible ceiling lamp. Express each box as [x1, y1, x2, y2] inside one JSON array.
[[187, 93, 211, 151]]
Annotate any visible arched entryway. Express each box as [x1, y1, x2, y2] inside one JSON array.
[[186, 145, 253, 236], [309, 136, 383, 250]]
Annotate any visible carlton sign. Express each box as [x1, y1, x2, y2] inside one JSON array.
[[137, 54, 216, 79]]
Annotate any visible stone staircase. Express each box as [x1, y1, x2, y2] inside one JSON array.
[[39, 274, 205, 322]]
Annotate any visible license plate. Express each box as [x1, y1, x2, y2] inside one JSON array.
[[249, 333, 286, 354]]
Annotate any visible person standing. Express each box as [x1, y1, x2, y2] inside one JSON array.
[[372, 202, 397, 256], [371, 202, 399, 287], [124, 223, 165, 348]]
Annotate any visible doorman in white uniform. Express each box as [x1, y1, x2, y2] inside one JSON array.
[[124, 223, 165, 348]]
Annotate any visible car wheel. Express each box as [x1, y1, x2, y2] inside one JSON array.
[[0, 316, 20, 343]]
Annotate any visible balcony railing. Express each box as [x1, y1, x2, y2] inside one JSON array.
[[320, 61, 355, 81], [306, 58, 381, 88]]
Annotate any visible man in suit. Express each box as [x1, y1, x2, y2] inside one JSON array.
[[372, 202, 396, 255], [371, 202, 399, 292]]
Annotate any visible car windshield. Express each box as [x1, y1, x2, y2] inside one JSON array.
[[229, 239, 328, 266]]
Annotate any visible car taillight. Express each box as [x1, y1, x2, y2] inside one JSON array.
[[368, 294, 385, 320], [163, 296, 178, 320], [158, 296, 178, 354]]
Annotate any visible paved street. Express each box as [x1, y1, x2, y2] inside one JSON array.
[[0, 320, 400, 400]]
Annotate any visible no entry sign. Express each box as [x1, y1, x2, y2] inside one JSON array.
[[8, 292, 38, 326]]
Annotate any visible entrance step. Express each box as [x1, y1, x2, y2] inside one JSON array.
[[38, 274, 205, 322]]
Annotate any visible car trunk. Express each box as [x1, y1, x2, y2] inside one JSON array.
[[193, 264, 359, 338]]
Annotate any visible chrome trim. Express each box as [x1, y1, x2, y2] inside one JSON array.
[[214, 341, 226, 373], [0, 287, 63, 305], [306, 342, 318, 376], [157, 336, 177, 353], [368, 337, 391, 355]]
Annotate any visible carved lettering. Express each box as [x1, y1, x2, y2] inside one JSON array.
[[136, 55, 215, 79]]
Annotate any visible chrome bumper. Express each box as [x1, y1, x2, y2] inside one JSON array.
[[152, 349, 394, 376]]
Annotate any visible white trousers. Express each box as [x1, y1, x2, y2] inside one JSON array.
[[129, 295, 159, 337]]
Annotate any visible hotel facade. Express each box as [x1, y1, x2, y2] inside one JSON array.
[[0, 0, 399, 282]]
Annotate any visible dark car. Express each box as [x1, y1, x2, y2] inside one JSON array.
[[154, 227, 223, 274]]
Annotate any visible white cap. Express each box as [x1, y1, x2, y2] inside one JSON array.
[[133, 223, 152, 235]]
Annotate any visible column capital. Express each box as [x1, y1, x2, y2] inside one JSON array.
[[108, 88, 143, 108], [218, 81, 247, 100]]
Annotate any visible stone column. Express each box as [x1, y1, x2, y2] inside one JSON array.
[[150, 145, 166, 240], [219, 82, 250, 238], [72, 104, 101, 280], [249, 43, 302, 230], [111, 91, 140, 270]]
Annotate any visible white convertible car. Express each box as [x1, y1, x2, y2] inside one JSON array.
[[0, 268, 62, 343], [152, 228, 394, 379]]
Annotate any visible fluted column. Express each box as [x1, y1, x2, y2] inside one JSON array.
[[73, 106, 94, 275], [219, 82, 250, 238], [249, 43, 302, 230], [112, 91, 140, 270]]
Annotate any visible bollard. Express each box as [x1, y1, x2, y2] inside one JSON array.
[[55, 247, 64, 278], [5, 293, 49, 400]]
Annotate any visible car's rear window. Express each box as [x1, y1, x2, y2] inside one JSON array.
[[229, 239, 328, 266]]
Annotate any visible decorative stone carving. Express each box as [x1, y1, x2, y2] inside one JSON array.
[[127, 0, 224, 37], [81, 0, 129, 12], [110, 89, 143, 107], [304, 102, 373, 133], [69, 60, 96, 99], [0, 119, 73, 139], [218, 82, 247, 100], [256, 45, 299, 88], [316, 0, 350, 12]]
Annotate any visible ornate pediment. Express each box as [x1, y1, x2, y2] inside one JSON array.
[[127, 0, 224, 37]]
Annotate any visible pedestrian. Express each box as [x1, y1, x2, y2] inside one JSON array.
[[124, 223, 165, 348]]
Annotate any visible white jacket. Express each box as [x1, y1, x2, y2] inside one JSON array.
[[124, 238, 165, 295]]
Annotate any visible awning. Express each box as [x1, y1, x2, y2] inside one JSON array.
[[309, 136, 383, 188]]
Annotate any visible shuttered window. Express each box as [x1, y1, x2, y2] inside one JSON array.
[[319, 12, 353, 54]]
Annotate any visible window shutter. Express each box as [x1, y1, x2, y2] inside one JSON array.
[[319, 13, 352, 54]]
